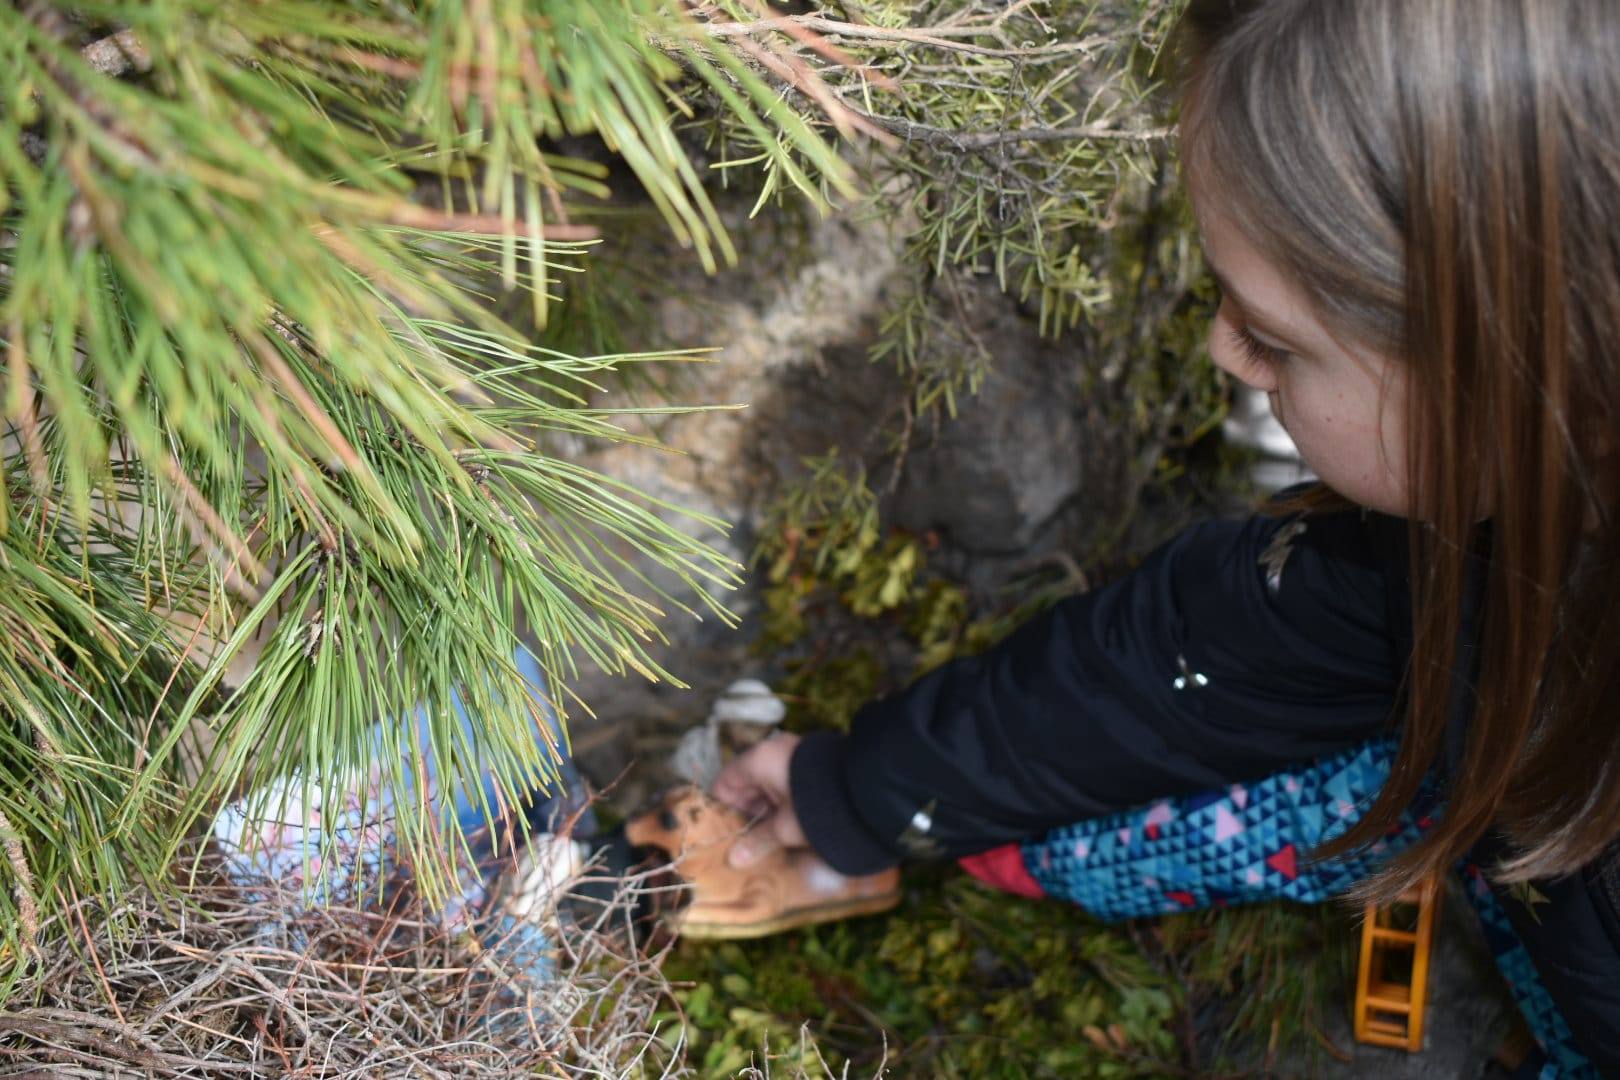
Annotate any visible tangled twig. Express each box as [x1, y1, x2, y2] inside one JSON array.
[[0, 810, 39, 955], [0, 851, 689, 1079]]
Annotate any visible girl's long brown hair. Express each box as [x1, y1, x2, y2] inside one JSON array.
[[1179, 0, 1620, 900]]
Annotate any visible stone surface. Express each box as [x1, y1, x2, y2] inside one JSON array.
[[557, 211, 1140, 789], [882, 300, 1086, 557], [556, 206, 909, 790]]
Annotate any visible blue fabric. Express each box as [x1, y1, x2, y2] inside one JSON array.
[[1022, 739, 1423, 917], [397, 646, 595, 846], [1020, 736, 1593, 1076], [214, 648, 587, 995], [1459, 865, 1595, 1079]]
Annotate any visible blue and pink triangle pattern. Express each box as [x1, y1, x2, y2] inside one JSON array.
[[1459, 863, 1595, 1079], [1020, 737, 1425, 920]]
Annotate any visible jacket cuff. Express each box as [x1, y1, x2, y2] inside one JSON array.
[[789, 730, 900, 876]]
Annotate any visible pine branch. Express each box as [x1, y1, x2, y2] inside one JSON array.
[[690, 0, 1184, 344], [0, 0, 1191, 980], [0, 0, 856, 966]]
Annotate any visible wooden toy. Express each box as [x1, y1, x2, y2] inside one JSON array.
[[1353, 873, 1441, 1051]]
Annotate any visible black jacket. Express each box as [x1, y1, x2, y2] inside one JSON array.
[[790, 504, 1620, 1073]]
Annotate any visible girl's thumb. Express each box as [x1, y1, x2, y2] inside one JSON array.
[[728, 830, 779, 869], [729, 808, 799, 869]]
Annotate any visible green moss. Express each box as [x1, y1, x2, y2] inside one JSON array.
[[780, 650, 884, 733], [664, 867, 1356, 1076]]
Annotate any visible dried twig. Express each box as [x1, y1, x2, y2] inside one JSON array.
[[700, 11, 1113, 61], [0, 810, 39, 955], [3, 850, 687, 1078]]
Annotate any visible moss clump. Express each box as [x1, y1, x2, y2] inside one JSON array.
[[664, 867, 1356, 1077]]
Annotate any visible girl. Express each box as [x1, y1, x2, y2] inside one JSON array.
[[712, 0, 1620, 1073]]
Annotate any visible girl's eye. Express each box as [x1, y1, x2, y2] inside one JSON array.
[[1227, 323, 1288, 368]]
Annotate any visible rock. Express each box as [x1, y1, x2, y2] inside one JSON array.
[[670, 723, 723, 790], [707, 679, 786, 726], [552, 199, 1148, 789], [553, 204, 907, 785], [883, 299, 1086, 557]]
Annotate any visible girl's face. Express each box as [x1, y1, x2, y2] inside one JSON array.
[[1194, 197, 1412, 516]]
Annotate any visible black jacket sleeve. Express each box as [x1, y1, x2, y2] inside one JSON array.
[[790, 506, 1407, 875]]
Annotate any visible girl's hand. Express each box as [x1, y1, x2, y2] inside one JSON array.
[[711, 733, 807, 868]]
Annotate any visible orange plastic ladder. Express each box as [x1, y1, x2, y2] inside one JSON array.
[[1353, 874, 1440, 1051]]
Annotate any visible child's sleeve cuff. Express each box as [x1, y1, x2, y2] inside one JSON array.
[[789, 730, 900, 876]]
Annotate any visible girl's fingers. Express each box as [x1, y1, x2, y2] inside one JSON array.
[[727, 800, 809, 869], [769, 805, 807, 850], [711, 767, 760, 810], [729, 828, 781, 869]]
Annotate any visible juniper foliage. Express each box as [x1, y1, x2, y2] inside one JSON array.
[[693, 0, 1184, 416]]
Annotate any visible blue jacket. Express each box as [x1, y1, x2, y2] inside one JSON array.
[[790, 502, 1620, 1072]]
